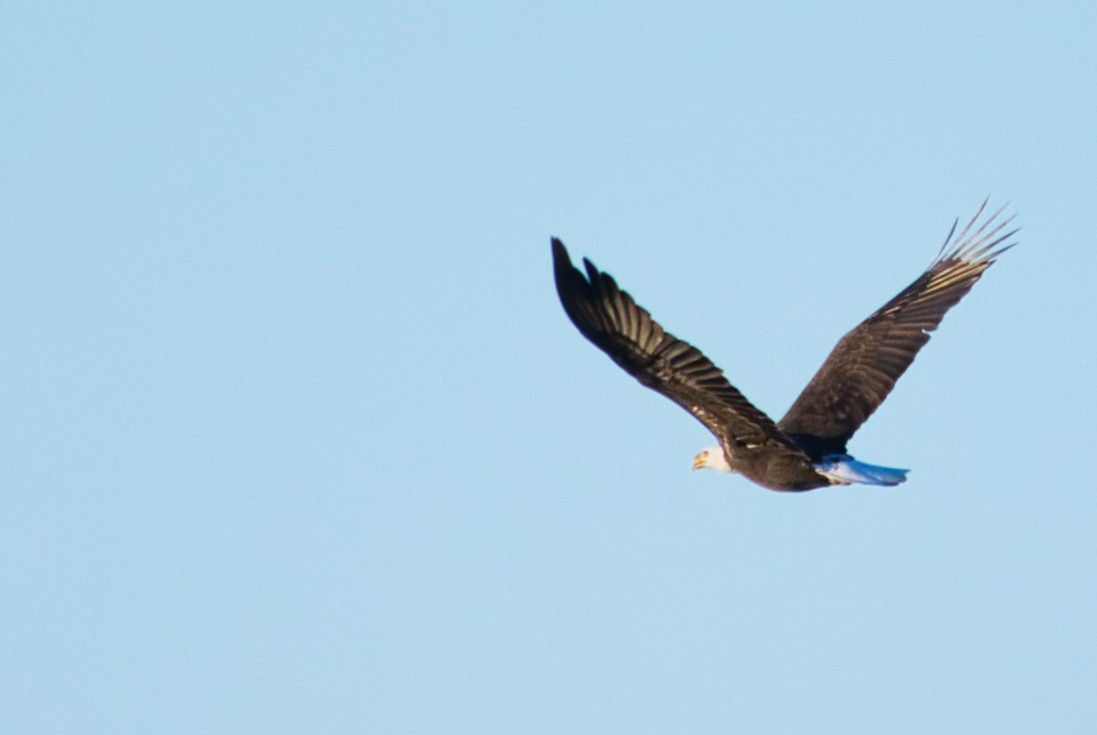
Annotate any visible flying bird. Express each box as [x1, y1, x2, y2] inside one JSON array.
[[552, 200, 1017, 492]]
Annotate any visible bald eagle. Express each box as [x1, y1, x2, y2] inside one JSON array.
[[552, 200, 1017, 492]]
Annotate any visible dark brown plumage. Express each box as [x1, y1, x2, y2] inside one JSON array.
[[552, 200, 1017, 492]]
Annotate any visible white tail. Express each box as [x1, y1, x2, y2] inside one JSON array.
[[815, 456, 909, 487]]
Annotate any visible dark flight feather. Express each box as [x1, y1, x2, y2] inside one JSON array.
[[778, 199, 1017, 456], [552, 239, 808, 460]]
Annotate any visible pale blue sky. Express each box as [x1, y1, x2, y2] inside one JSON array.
[[2, 2, 1095, 733]]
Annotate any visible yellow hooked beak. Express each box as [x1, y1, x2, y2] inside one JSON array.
[[692, 452, 705, 470]]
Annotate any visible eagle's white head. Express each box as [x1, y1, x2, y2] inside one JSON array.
[[692, 446, 732, 473]]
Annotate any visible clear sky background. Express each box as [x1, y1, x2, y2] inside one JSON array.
[[2, 2, 1095, 733]]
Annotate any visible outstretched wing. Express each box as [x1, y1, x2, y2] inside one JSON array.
[[552, 238, 805, 457], [778, 199, 1018, 456]]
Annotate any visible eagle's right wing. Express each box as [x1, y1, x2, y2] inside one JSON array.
[[778, 200, 1017, 456]]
